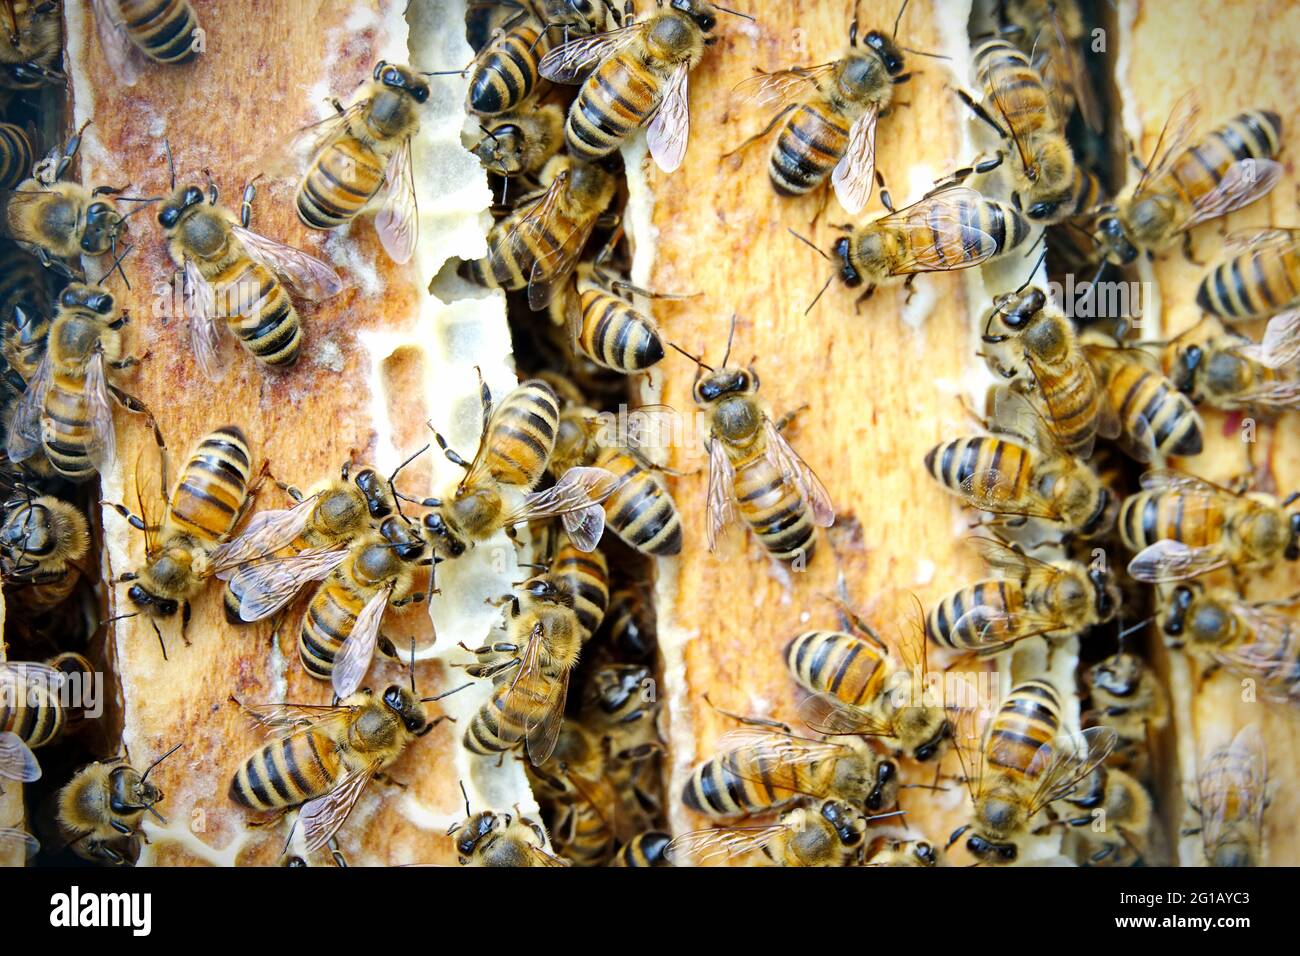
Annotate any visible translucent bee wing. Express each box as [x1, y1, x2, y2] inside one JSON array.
[[1235, 309, 1300, 369], [299, 760, 378, 853], [1127, 539, 1227, 584], [184, 259, 232, 383], [234, 700, 355, 739], [525, 664, 569, 766], [230, 225, 344, 300], [705, 436, 737, 552], [731, 64, 833, 108], [84, 351, 117, 476], [1138, 468, 1230, 496], [331, 587, 391, 699], [665, 822, 788, 865], [1181, 158, 1284, 232], [1026, 726, 1117, 815], [525, 193, 599, 312], [231, 549, 350, 622], [1225, 379, 1300, 410], [0, 730, 40, 782], [507, 466, 618, 547], [5, 348, 51, 463], [90, 0, 145, 87], [1198, 725, 1268, 860], [763, 418, 834, 528], [209, 494, 321, 576], [950, 601, 1071, 652], [1133, 91, 1201, 196], [646, 64, 691, 173], [946, 703, 988, 805], [886, 192, 998, 275], [1049, 8, 1102, 132], [0, 827, 39, 861], [374, 139, 419, 265], [831, 106, 878, 215], [1221, 226, 1300, 253], [796, 693, 893, 738], [538, 25, 640, 83]]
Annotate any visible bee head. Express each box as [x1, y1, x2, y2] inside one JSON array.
[[126, 583, 179, 618], [157, 185, 205, 229], [472, 124, 525, 176], [1092, 214, 1137, 265], [81, 201, 124, 255], [421, 509, 467, 559], [379, 515, 426, 561], [962, 829, 1018, 864], [59, 283, 114, 316], [863, 757, 897, 811], [862, 30, 905, 75], [374, 60, 430, 103], [454, 811, 500, 861], [588, 663, 652, 716], [1, 501, 50, 557], [670, 0, 716, 32], [1090, 652, 1142, 699], [911, 841, 938, 866], [109, 766, 163, 817], [1088, 564, 1120, 622], [819, 800, 865, 846], [1161, 585, 1196, 639], [352, 467, 394, 519], [523, 575, 573, 607], [833, 236, 861, 287], [987, 286, 1046, 337], [693, 367, 757, 404], [381, 684, 430, 734], [1167, 342, 1202, 393]]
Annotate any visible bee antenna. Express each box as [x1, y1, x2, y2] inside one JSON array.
[[421, 681, 474, 704], [409, 636, 417, 694], [1115, 616, 1152, 652], [805, 274, 834, 316], [722, 314, 738, 367], [667, 341, 713, 371], [900, 46, 951, 61], [478, 124, 500, 143], [388, 443, 431, 519], [787, 227, 830, 261], [892, 0, 909, 37], [140, 742, 184, 782], [152, 619, 168, 661], [459, 780, 472, 818], [1016, 246, 1048, 294], [94, 242, 134, 287], [100, 610, 139, 626], [163, 138, 176, 191], [714, 5, 754, 21]]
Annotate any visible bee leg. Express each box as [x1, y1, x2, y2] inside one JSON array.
[[1179, 230, 1204, 266], [181, 601, 192, 646], [955, 88, 1010, 140], [327, 837, 349, 867], [903, 274, 918, 304], [721, 103, 797, 162], [32, 246, 79, 280], [773, 404, 810, 434], [108, 385, 166, 454], [853, 285, 876, 312], [247, 808, 289, 830], [100, 502, 158, 534], [809, 185, 833, 230], [703, 693, 794, 734]]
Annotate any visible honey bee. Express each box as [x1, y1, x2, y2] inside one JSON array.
[[681, 719, 899, 820], [1186, 725, 1268, 867], [90, 0, 201, 86], [862, 835, 941, 866], [0, 658, 67, 782], [471, 103, 566, 180], [446, 805, 568, 867], [1056, 765, 1154, 866], [669, 798, 878, 867], [0, 0, 62, 89], [980, 286, 1119, 459], [526, 720, 626, 865], [106, 426, 267, 654], [825, 186, 1031, 303], [230, 683, 449, 855], [6, 282, 160, 482], [579, 662, 664, 826], [295, 61, 428, 264], [1163, 319, 1300, 413], [1083, 646, 1169, 777], [924, 386, 1114, 541], [1119, 470, 1300, 584], [415, 378, 617, 561], [465, 7, 555, 116], [1083, 338, 1204, 462], [611, 830, 673, 867], [462, 574, 584, 766], [539, 0, 747, 172], [56, 744, 181, 865], [0, 121, 32, 189], [948, 679, 1116, 864], [460, 155, 617, 311], [1092, 96, 1283, 266], [0, 490, 91, 615], [548, 404, 683, 557], [557, 263, 673, 374], [220, 461, 396, 625], [677, 323, 834, 562], [159, 173, 343, 381], [998, 0, 1101, 131], [784, 595, 950, 762], [959, 38, 1081, 224], [728, 10, 914, 214], [927, 536, 1119, 658], [1197, 229, 1300, 323]]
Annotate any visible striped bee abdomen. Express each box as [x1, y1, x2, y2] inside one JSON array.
[[117, 0, 201, 64], [0, 678, 64, 749], [166, 427, 254, 545], [732, 451, 816, 562], [924, 436, 1035, 508], [468, 25, 550, 116], [299, 582, 365, 680], [1035, 358, 1104, 459], [0, 124, 33, 191], [296, 138, 386, 230], [228, 731, 340, 811], [784, 630, 885, 708], [1197, 238, 1300, 321], [483, 382, 561, 487], [553, 542, 608, 642], [41, 363, 98, 481], [595, 446, 682, 556], [577, 289, 665, 372], [566, 56, 661, 162], [1159, 110, 1283, 206], [986, 679, 1062, 778], [768, 104, 849, 197], [681, 750, 804, 818], [213, 258, 301, 367], [1119, 489, 1226, 553], [612, 831, 672, 867], [1104, 361, 1203, 457], [927, 579, 1025, 650], [974, 40, 1053, 136]]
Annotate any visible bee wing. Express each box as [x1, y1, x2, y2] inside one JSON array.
[[986, 75, 1038, 176], [966, 534, 1056, 577], [715, 727, 848, 799], [0, 827, 39, 861], [883, 189, 998, 275], [889, 594, 932, 690], [208, 494, 322, 576], [665, 822, 789, 866], [184, 259, 233, 383], [1219, 379, 1300, 410], [526, 209, 599, 312], [797, 693, 893, 738], [1024, 354, 1117, 456], [229, 225, 345, 300], [947, 704, 988, 805], [989, 383, 1067, 456], [1047, 5, 1102, 132], [831, 105, 878, 215], [230, 548, 350, 622], [1222, 226, 1300, 253], [90, 0, 146, 86], [84, 351, 117, 475], [0, 731, 40, 782], [236, 701, 356, 738], [1026, 726, 1118, 816], [1127, 539, 1228, 584], [706, 436, 738, 552], [524, 663, 569, 766], [538, 24, 641, 83], [1180, 158, 1284, 232], [1234, 310, 1300, 370], [5, 348, 51, 463], [374, 139, 419, 265], [489, 176, 577, 311], [506, 466, 618, 549], [529, 846, 572, 866], [331, 587, 392, 699], [1133, 91, 1201, 197], [1217, 617, 1300, 704], [493, 622, 567, 764], [1138, 468, 1232, 496], [763, 417, 834, 527], [732, 64, 833, 108], [951, 601, 1072, 652], [299, 759, 380, 854], [646, 64, 691, 174], [1198, 724, 1268, 858]]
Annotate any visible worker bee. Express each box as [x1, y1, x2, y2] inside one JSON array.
[[90, 0, 201, 86], [526, 720, 626, 865], [668, 798, 876, 867], [230, 683, 450, 855], [863, 835, 941, 866], [1057, 765, 1154, 866], [0, 121, 32, 190], [948, 678, 1116, 864], [220, 461, 395, 625], [924, 385, 1114, 541], [295, 60, 428, 264], [0, 658, 68, 782], [460, 155, 617, 311], [578, 663, 664, 826], [471, 103, 566, 181], [959, 38, 1080, 224], [6, 282, 159, 482], [728, 9, 914, 214], [159, 174, 343, 380], [1092, 96, 1283, 266], [1083, 338, 1204, 461], [1083, 646, 1169, 777], [557, 263, 672, 374], [998, 0, 1102, 131], [0, 0, 63, 89], [540, 0, 623, 39], [106, 426, 266, 654], [548, 404, 683, 557], [927, 536, 1119, 657], [1186, 725, 1268, 867], [462, 574, 584, 765], [539, 0, 747, 172], [415, 378, 617, 561], [0, 490, 91, 615], [1119, 470, 1300, 583], [784, 595, 950, 762], [677, 323, 834, 562], [465, 7, 555, 116], [56, 744, 181, 865], [980, 285, 1119, 459], [1197, 229, 1300, 323], [681, 719, 899, 820], [1163, 319, 1300, 413], [446, 806, 568, 867], [611, 830, 673, 867], [825, 186, 1031, 303]]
